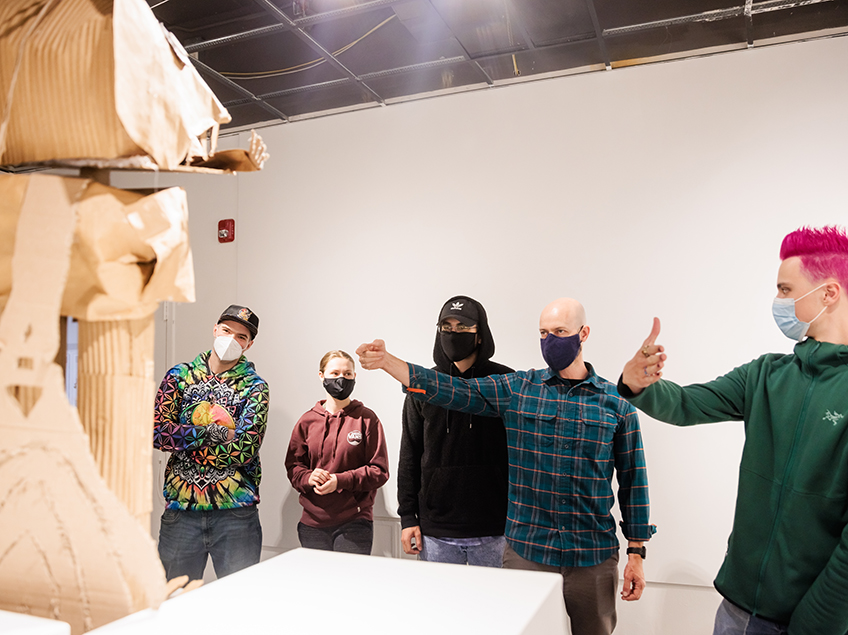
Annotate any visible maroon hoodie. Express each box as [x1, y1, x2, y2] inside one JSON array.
[[285, 399, 389, 528]]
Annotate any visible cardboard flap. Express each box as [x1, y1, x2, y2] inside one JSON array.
[[188, 129, 271, 172], [0, 175, 195, 322], [63, 182, 196, 321], [113, 0, 230, 169]]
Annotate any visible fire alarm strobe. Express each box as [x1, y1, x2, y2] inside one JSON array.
[[218, 219, 235, 243]]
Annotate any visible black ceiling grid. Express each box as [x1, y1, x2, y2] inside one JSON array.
[[147, 0, 848, 130]]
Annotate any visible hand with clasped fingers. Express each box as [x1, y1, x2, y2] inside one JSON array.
[[307, 468, 338, 495], [622, 318, 667, 395]]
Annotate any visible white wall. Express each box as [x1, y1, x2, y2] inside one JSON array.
[[119, 34, 848, 634]]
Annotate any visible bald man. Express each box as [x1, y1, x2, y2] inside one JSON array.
[[357, 298, 655, 635]]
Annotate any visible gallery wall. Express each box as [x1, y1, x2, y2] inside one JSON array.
[[115, 33, 848, 634]]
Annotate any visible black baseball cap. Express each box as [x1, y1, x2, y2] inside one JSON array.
[[438, 296, 479, 326], [218, 305, 259, 339]]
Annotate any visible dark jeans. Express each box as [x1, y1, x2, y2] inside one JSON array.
[[503, 542, 619, 635], [157, 506, 262, 581], [297, 519, 373, 555]]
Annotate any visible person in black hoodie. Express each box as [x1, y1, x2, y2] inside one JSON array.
[[397, 295, 513, 566]]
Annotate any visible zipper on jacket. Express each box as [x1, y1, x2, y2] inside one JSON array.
[[752, 341, 820, 614]]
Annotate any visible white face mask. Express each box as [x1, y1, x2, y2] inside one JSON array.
[[213, 335, 244, 362]]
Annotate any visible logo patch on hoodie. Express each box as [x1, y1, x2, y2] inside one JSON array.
[[347, 430, 363, 445], [823, 410, 844, 426]]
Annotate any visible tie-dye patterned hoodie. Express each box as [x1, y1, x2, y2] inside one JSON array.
[[153, 351, 270, 510]]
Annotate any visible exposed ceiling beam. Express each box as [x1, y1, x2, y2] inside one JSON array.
[[296, 0, 408, 26], [252, 0, 386, 105], [502, 0, 537, 51], [198, 0, 843, 122], [584, 0, 612, 70], [191, 57, 291, 123], [604, 0, 835, 37], [184, 0, 410, 54], [423, 0, 493, 86], [222, 55, 468, 105]]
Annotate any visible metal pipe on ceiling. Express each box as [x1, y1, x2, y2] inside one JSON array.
[[187, 0, 842, 124], [222, 55, 468, 105], [191, 57, 291, 123], [183, 0, 411, 54], [604, 0, 835, 37]]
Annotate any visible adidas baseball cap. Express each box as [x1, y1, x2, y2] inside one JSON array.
[[218, 305, 259, 339], [438, 297, 479, 326]]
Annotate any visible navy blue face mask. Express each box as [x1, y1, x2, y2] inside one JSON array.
[[540, 327, 583, 372]]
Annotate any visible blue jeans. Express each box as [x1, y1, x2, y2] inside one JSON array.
[[419, 535, 506, 567], [714, 599, 789, 635], [157, 506, 262, 581], [297, 519, 373, 555]]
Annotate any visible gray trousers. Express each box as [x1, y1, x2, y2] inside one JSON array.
[[503, 542, 619, 635]]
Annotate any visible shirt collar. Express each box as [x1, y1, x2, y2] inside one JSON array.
[[542, 362, 601, 389]]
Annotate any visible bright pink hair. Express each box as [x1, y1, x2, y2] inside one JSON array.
[[780, 225, 848, 288]]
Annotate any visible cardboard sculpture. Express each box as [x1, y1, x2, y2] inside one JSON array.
[[0, 175, 194, 527], [0, 0, 269, 630], [0, 0, 230, 169], [0, 175, 167, 632]]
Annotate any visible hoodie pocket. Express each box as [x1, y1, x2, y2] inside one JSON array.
[[422, 465, 506, 525]]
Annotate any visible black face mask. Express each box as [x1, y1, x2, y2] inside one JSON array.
[[323, 377, 355, 400], [439, 331, 479, 363]]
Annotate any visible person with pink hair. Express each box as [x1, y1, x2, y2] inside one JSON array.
[[620, 225, 848, 635]]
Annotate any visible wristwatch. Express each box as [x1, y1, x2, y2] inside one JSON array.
[[626, 546, 646, 559]]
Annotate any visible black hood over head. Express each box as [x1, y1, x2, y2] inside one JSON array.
[[433, 295, 496, 371]]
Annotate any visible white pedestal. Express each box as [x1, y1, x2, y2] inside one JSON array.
[[0, 610, 70, 635], [90, 548, 567, 634]]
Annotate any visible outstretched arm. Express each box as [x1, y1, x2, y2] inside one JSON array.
[[359, 339, 515, 419], [356, 340, 411, 386]]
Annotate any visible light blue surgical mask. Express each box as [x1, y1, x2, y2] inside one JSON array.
[[772, 282, 827, 341]]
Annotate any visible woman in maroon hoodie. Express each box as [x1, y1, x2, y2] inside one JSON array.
[[285, 350, 389, 554]]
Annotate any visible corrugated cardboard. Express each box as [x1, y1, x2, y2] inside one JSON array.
[[77, 317, 156, 525], [0, 173, 194, 526], [0, 174, 166, 634], [0, 0, 230, 169], [0, 175, 195, 321]]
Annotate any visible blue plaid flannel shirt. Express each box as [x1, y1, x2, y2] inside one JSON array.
[[404, 362, 656, 567]]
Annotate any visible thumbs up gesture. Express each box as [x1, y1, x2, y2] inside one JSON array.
[[622, 318, 667, 394]]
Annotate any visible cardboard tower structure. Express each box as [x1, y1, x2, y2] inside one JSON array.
[[0, 0, 268, 632]]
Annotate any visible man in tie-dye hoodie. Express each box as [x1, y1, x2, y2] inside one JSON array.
[[153, 305, 269, 581]]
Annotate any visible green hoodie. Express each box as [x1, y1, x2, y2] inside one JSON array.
[[629, 338, 848, 634]]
